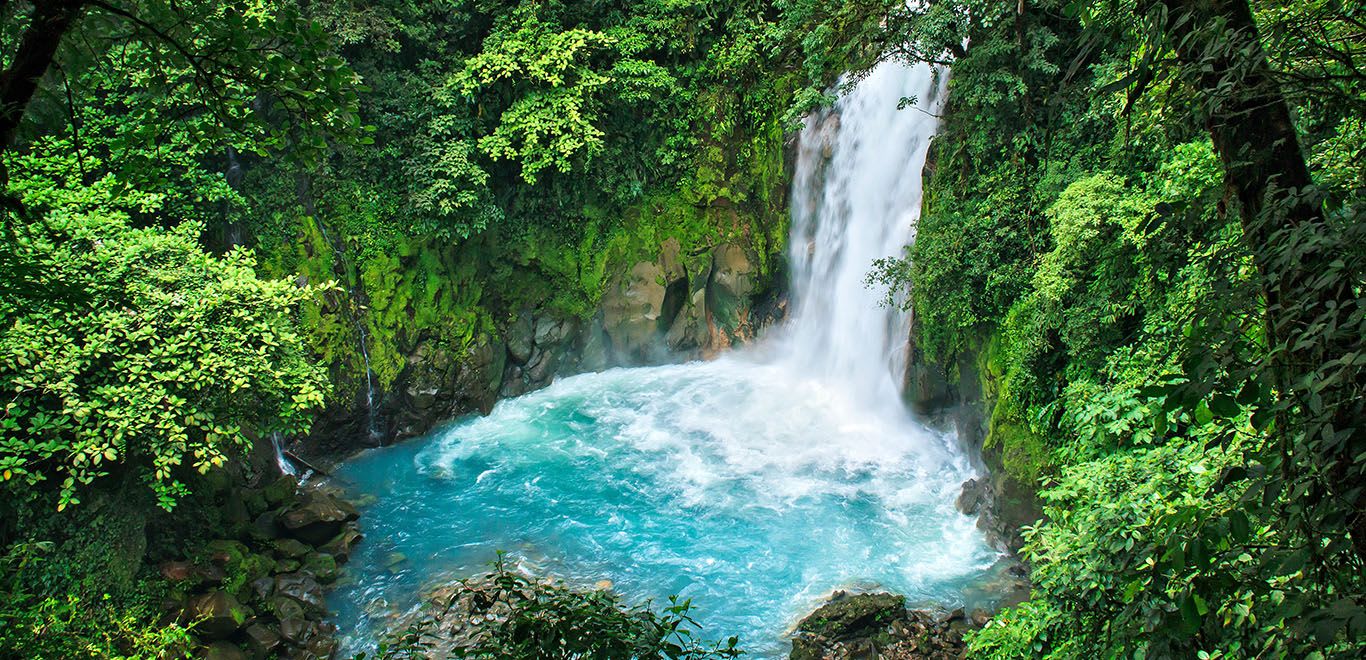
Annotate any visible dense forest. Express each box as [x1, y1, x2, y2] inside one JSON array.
[[0, 0, 1362, 658]]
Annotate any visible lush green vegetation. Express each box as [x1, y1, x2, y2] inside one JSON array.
[[372, 559, 741, 660], [869, 0, 1365, 657], [2, 0, 1363, 657], [0, 0, 857, 656]]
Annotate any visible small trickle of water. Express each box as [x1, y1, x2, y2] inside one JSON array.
[[271, 432, 297, 477], [355, 322, 382, 443], [331, 61, 996, 657]]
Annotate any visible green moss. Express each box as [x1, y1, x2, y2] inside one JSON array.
[[980, 332, 1054, 486]]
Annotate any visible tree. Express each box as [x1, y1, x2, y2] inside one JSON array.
[[0, 0, 366, 197], [1144, 0, 1366, 567]]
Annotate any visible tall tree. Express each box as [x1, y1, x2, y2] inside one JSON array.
[[1149, 0, 1366, 562]]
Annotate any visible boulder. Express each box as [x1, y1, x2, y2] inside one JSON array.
[[184, 590, 248, 640], [274, 572, 326, 616], [533, 316, 571, 347], [665, 287, 707, 352], [505, 314, 535, 366], [304, 627, 339, 658], [956, 478, 990, 516], [272, 538, 311, 559], [659, 237, 687, 283], [159, 560, 196, 582], [318, 522, 363, 563], [250, 576, 275, 602], [277, 490, 359, 545], [269, 594, 305, 622], [704, 244, 757, 350], [791, 592, 980, 660], [262, 475, 298, 507], [302, 552, 339, 583], [278, 613, 313, 646], [243, 623, 281, 658]]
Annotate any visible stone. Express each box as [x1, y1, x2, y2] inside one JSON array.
[[203, 641, 248, 660], [453, 338, 508, 415], [250, 512, 280, 542], [262, 475, 298, 507], [658, 237, 686, 282], [274, 572, 326, 615], [184, 590, 248, 640], [601, 261, 667, 360], [243, 623, 281, 658], [269, 595, 305, 622], [272, 538, 311, 559], [304, 630, 339, 659], [791, 593, 905, 660], [971, 608, 991, 627], [665, 287, 706, 352], [704, 244, 757, 350], [278, 614, 312, 645], [302, 551, 339, 583], [577, 315, 611, 371], [318, 522, 363, 563], [277, 489, 359, 545], [159, 560, 195, 582], [505, 314, 535, 365], [956, 477, 990, 516], [250, 576, 275, 602], [533, 316, 571, 347]]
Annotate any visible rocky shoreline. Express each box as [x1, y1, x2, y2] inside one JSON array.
[[161, 475, 362, 659]]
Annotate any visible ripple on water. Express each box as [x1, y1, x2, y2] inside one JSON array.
[[329, 359, 1001, 657]]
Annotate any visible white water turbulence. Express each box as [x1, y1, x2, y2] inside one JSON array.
[[331, 61, 1000, 657]]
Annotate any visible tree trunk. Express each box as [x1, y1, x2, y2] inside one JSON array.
[[0, 0, 86, 158], [1156, 0, 1366, 560]]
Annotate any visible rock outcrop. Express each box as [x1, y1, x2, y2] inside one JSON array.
[[166, 476, 362, 659], [790, 592, 984, 660]]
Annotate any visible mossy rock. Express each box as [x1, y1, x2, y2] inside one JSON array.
[[272, 538, 312, 559], [302, 552, 339, 583], [791, 593, 906, 660], [262, 476, 299, 507]]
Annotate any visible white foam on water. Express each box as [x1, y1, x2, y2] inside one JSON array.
[[336, 60, 1000, 657]]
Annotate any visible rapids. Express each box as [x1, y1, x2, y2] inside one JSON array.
[[330, 61, 1000, 656]]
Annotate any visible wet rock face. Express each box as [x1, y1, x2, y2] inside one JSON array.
[[277, 489, 360, 546], [954, 474, 1038, 555], [601, 260, 669, 360], [790, 592, 982, 660], [303, 229, 785, 457]]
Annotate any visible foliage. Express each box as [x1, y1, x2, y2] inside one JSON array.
[[0, 0, 368, 169], [0, 517, 193, 659], [366, 559, 743, 660], [865, 0, 1366, 657], [0, 206, 328, 511]]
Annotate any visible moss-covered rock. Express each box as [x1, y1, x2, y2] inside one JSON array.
[[183, 590, 249, 640]]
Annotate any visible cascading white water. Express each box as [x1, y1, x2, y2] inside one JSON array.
[[270, 432, 297, 477], [781, 62, 946, 409], [331, 60, 996, 657]]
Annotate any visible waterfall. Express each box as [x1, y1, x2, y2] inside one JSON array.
[[330, 59, 995, 658], [780, 62, 947, 412]]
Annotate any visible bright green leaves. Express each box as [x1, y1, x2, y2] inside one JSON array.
[[0, 211, 329, 511], [452, 13, 620, 183]]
